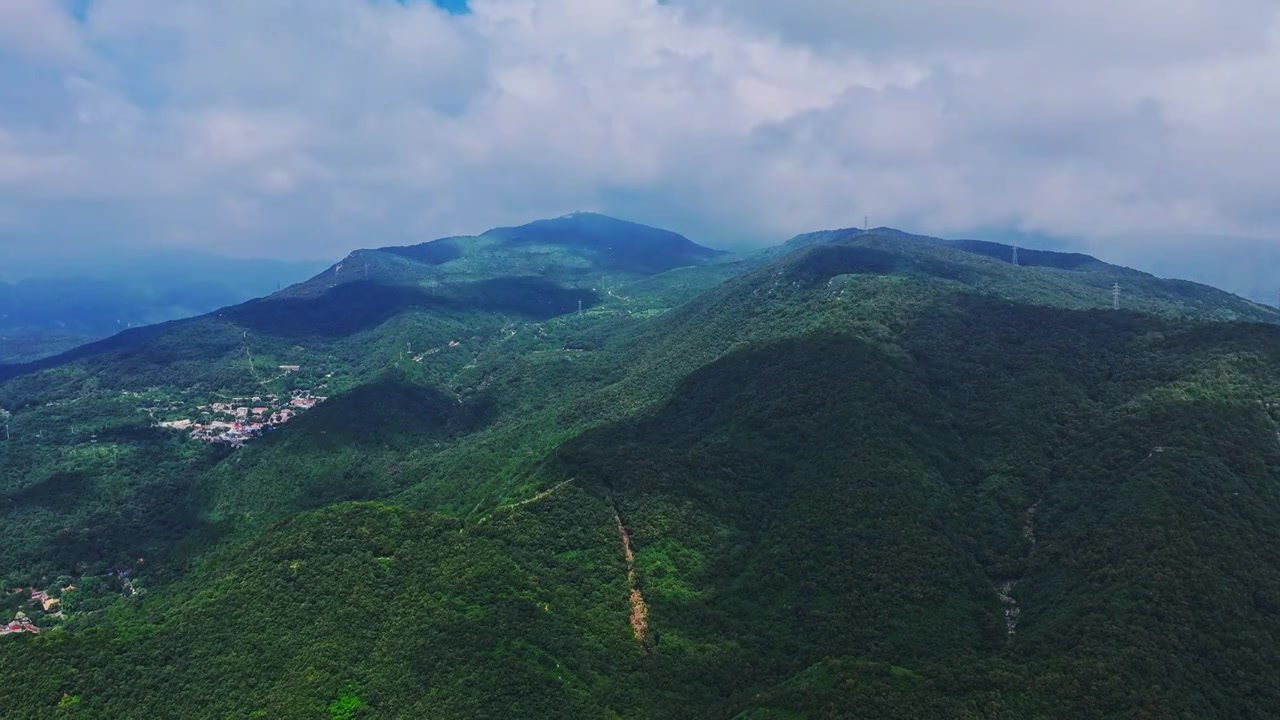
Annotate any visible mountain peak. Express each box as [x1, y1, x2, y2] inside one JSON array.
[[553, 211, 611, 221], [490, 212, 700, 239], [282, 214, 725, 301]]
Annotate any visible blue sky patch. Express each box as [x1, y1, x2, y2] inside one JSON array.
[[432, 0, 470, 13], [68, 0, 92, 23], [394, 0, 470, 14]]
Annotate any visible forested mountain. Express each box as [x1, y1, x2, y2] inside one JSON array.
[[2, 216, 1279, 719], [282, 212, 727, 299]]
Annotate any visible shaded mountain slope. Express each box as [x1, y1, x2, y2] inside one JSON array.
[[537, 288, 1280, 717]]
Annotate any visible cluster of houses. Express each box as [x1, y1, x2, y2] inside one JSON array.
[[157, 391, 328, 448], [2, 586, 76, 637], [1, 613, 39, 636], [29, 588, 62, 614]]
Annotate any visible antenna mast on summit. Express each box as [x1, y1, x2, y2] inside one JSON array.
[[1113, 282, 1121, 310], [864, 215, 869, 231], [1012, 246, 1020, 266]]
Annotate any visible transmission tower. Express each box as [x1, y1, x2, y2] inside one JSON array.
[[578, 300, 583, 317], [1113, 282, 1121, 310], [1012, 246, 1020, 266]]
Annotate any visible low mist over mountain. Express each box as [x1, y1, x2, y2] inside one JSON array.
[[0, 252, 328, 364], [968, 228, 1280, 307], [1079, 234, 1280, 307]]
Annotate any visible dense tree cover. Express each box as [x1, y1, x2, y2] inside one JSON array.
[[0, 499, 636, 719], [543, 293, 1280, 717], [2, 225, 1280, 718]]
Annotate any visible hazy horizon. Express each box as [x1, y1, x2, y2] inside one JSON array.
[[4, 211, 1279, 306]]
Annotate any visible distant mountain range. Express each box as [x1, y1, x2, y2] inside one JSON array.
[[3, 214, 1280, 718], [0, 253, 328, 364], [1079, 233, 1280, 307], [968, 227, 1280, 306]]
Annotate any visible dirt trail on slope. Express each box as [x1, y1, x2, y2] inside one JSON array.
[[995, 502, 1040, 639], [612, 502, 650, 648], [497, 479, 574, 511]]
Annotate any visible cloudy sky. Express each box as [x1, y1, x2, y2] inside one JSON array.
[[2, 0, 1279, 262]]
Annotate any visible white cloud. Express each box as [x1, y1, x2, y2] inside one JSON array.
[[0, 0, 92, 65], [1, 0, 1279, 259]]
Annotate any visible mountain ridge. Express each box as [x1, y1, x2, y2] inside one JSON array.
[[4, 213, 1273, 385]]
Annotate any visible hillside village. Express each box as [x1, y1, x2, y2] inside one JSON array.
[[158, 389, 328, 447], [2, 568, 147, 639], [2, 585, 76, 636], [1, 613, 40, 636]]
